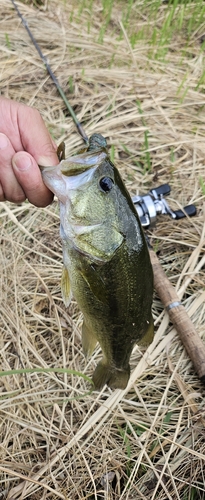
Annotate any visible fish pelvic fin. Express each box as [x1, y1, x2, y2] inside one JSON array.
[[82, 320, 97, 357], [61, 266, 72, 307], [92, 359, 130, 390], [140, 315, 154, 347]]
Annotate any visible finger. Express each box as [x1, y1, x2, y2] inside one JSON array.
[[0, 133, 26, 203], [17, 106, 59, 167], [0, 182, 5, 201], [12, 151, 54, 207]]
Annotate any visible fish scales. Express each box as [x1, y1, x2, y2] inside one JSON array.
[[41, 133, 154, 390]]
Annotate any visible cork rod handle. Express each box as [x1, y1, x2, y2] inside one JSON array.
[[149, 249, 205, 384]]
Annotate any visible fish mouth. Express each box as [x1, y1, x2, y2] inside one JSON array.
[[39, 150, 107, 176], [40, 163, 98, 203], [40, 149, 107, 202], [60, 151, 107, 176]]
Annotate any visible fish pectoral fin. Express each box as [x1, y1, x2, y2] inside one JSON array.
[[82, 321, 97, 357], [140, 315, 154, 347], [80, 265, 107, 303], [61, 266, 72, 307], [92, 359, 130, 390]]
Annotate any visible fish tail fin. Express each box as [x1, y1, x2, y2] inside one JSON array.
[[92, 360, 130, 390], [140, 315, 154, 347]]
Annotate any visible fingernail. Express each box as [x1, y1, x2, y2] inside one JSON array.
[[13, 154, 32, 171], [0, 133, 9, 150], [38, 155, 58, 167]]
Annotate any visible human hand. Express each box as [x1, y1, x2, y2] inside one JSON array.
[[0, 97, 59, 206]]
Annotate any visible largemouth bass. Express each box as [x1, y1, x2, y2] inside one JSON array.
[[41, 133, 154, 390]]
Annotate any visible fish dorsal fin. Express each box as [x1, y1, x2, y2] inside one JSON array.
[[61, 266, 72, 307]]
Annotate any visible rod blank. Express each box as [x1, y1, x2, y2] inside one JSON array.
[[10, 0, 89, 145], [150, 249, 205, 384]]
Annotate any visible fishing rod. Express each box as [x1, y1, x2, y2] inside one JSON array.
[[11, 0, 205, 384], [10, 0, 89, 145]]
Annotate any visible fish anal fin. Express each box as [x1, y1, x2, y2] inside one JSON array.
[[92, 359, 130, 390], [140, 315, 154, 347], [61, 266, 72, 307], [82, 320, 97, 358]]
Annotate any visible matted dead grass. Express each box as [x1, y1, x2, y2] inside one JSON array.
[[0, 1, 205, 498]]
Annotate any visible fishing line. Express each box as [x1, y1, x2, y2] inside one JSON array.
[[10, 0, 89, 145]]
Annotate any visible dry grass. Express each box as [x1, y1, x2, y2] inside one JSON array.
[[0, 0, 205, 498]]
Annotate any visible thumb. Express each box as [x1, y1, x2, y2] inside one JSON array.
[[36, 141, 59, 168], [12, 151, 55, 207]]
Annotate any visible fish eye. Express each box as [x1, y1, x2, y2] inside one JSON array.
[[99, 177, 114, 192]]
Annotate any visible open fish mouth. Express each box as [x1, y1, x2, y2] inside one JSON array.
[[40, 150, 107, 203], [39, 150, 107, 175], [40, 164, 98, 203], [60, 151, 107, 176]]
